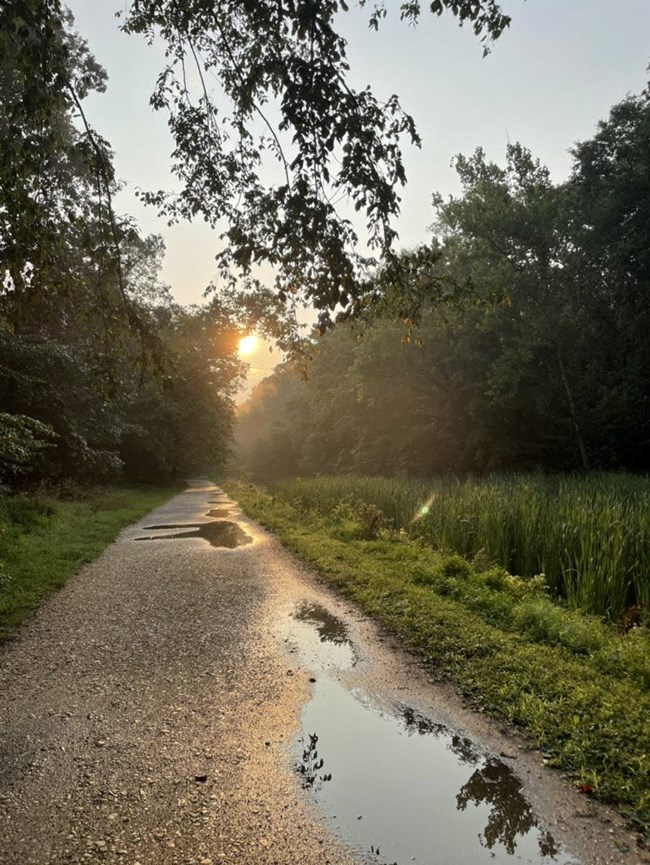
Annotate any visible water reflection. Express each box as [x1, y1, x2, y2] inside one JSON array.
[[295, 678, 576, 865], [134, 520, 252, 549], [296, 732, 332, 791], [281, 602, 356, 671], [401, 705, 562, 859], [206, 508, 231, 518], [402, 706, 481, 764], [458, 758, 558, 857], [294, 602, 351, 645]]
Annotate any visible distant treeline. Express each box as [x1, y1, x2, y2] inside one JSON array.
[[236, 89, 650, 479]]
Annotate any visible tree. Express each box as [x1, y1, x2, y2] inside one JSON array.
[[235, 365, 311, 480], [121, 302, 245, 482], [233, 88, 650, 478], [0, 413, 55, 487], [566, 91, 650, 469], [2, 2, 114, 326], [431, 144, 594, 470], [122, 0, 510, 328]]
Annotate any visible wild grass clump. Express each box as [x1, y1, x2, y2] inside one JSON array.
[[267, 473, 650, 622]]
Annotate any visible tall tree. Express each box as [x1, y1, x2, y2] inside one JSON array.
[[566, 91, 650, 468]]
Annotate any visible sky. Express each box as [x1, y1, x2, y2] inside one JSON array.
[[65, 0, 650, 390]]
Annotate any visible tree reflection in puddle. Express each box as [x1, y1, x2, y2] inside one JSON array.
[[294, 602, 351, 646], [294, 678, 577, 865], [458, 759, 541, 856], [282, 602, 356, 671], [402, 706, 561, 860], [134, 520, 252, 548], [296, 732, 332, 791]]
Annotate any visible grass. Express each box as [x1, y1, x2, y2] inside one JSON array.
[[269, 473, 650, 621], [224, 479, 650, 836], [0, 484, 180, 640]]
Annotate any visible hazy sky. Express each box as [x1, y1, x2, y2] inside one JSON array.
[[65, 0, 649, 387]]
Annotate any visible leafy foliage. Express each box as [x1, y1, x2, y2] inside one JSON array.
[[123, 0, 510, 327], [0, 413, 55, 485], [0, 2, 247, 486]]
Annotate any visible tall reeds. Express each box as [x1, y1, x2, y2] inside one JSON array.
[[269, 473, 650, 620]]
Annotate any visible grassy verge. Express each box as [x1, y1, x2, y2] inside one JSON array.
[[0, 484, 180, 640], [225, 480, 650, 836]]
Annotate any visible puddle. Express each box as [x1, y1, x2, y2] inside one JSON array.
[[295, 680, 576, 865], [295, 603, 351, 646], [135, 520, 252, 549], [287, 605, 577, 865], [283, 603, 355, 670]]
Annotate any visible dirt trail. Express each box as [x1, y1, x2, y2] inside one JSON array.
[[0, 483, 641, 865]]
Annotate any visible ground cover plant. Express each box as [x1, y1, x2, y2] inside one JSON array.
[[0, 484, 179, 640], [225, 479, 650, 836]]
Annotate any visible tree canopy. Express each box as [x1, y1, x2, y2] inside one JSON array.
[[0, 1, 252, 486], [235, 89, 650, 478]]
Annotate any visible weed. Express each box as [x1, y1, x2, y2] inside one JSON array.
[[358, 503, 387, 540]]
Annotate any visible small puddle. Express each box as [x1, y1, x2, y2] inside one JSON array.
[[295, 603, 351, 646], [283, 602, 355, 670], [206, 508, 231, 518], [287, 604, 577, 865], [134, 521, 252, 549]]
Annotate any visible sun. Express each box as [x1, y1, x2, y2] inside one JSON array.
[[237, 334, 258, 357]]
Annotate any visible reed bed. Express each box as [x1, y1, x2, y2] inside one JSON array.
[[269, 473, 650, 620]]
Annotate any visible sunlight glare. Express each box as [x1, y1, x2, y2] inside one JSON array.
[[238, 334, 258, 357], [412, 493, 436, 523]]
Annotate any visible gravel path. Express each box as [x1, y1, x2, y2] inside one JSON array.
[[0, 482, 643, 865], [0, 483, 355, 865]]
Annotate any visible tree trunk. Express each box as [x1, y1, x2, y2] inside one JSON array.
[[555, 345, 591, 471]]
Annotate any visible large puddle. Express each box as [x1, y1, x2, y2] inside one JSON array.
[[285, 602, 578, 865], [134, 520, 252, 549]]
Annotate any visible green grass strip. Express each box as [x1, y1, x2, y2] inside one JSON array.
[[0, 484, 180, 640], [225, 481, 650, 834]]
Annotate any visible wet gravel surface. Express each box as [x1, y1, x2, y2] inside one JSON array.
[[0, 483, 354, 865], [0, 482, 644, 865]]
